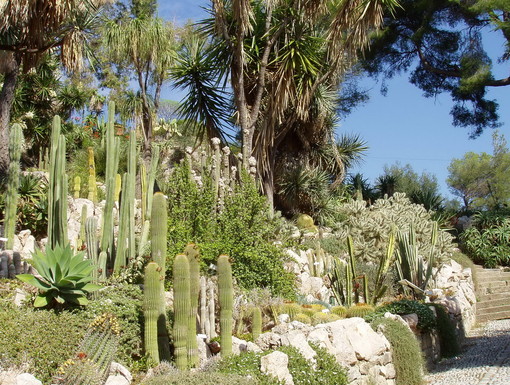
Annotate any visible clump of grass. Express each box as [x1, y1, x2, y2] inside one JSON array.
[[371, 317, 425, 385]]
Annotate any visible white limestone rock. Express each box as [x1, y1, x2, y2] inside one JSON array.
[[260, 351, 294, 385]]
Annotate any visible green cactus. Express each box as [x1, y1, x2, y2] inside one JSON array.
[[3, 123, 23, 249], [345, 304, 375, 318], [114, 173, 129, 273], [47, 116, 68, 249], [184, 243, 200, 367], [87, 147, 97, 202], [126, 130, 137, 264], [330, 306, 347, 318], [100, 101, 120, 262], [144, 262, 161, 364], [145, 144, 160, 221], [173, 254, 190, 370], [85, 217, 99, 282], [73, 176, 81, 199], [76, 204, 87, 251], [151, 192, 171, 362], [54, 313, 120, 385], [217, 254, 233, 357], [252, 307, 262, 341]]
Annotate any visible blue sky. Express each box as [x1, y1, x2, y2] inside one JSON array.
[[156, 1, 510, 201]]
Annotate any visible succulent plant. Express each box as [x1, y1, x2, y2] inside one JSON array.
[[17, 243, 101, 307]]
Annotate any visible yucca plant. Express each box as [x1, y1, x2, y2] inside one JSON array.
[[17, 243, 101, 308]]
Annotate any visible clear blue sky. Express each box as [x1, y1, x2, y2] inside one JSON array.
[[156, 0, 510, 201]]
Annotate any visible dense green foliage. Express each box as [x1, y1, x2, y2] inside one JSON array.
[[165, 163, 295, 298], [0, 305, 86, 383], [366, 299, 436, 332], [447, 132, 510, 211], [371, 317, 424, 385], [141, 370, 257, 385], [360, 0, 510, 136], [459, 211, 510, 267]]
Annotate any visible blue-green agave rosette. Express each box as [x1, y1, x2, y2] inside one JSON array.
[[17, 243, 101, 307]]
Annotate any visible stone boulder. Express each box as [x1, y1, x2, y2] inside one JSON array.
[[260, 351, 294, 385]]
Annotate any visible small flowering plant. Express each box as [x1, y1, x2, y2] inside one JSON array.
[[17, 243, 102, 308]]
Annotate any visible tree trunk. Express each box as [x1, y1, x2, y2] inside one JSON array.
[[0, 54, 20, 181]]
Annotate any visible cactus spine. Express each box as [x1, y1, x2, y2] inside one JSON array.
[[184, 243, 200, 367], [151, 192, 171, 362], [3, 123, 23, 249], [47, 116, 68, 249], [252, 307, 262, 341], [173, 254, 190, 370], [217, 254, 233, 357], [143, 262, 161, 364]]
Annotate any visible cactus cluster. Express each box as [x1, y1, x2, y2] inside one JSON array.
[[53, 313, 120, 385], [217, 255, 233, 357]]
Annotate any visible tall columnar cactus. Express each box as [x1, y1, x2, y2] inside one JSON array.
[[126, 130, 137, 263], [145, 144, 160, 222], [47, 116, 68, 249], [76, 204, 87, 250], [73, 176, 81, 199], [3, 123, 23, 249], [184, 243, 200, 367], [114, 173, 129, 273], [87, 147, 97, 203], [85, 217, 100, 282], [100, 101, 120, 260], [151, 192, 171, 362], [252, 307, 262, 341], [173, 254, 190, 370], [211, 138, 221, 200], [144, 262, 161, 364], [217, 254, 233, 357], [199, 276, 207, 335]]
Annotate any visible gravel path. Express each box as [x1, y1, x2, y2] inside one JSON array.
[[426, 319, 510, 385]]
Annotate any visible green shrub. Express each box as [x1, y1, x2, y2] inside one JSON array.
[[366, 299, 436, 332], [73, 284, 144, 367], [371, 317, 424, 385], [141, 371, 258, 385], [459, 216, 510, 267], [217, 351, 278, 384], [165, 163, 295, 298], [0, 305, 86, 383], [279, 344, 347, 385], [429, 303, 460, 358]]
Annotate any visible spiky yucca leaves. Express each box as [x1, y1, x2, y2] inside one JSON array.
[[17, 244, 101, 308]]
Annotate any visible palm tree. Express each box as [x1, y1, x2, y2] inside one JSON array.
[[186, 0, 399, 210], [0, 0, 107, 179], [103, 7, 177, 155]]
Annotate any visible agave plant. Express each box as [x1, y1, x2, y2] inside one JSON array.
[[17, 243, 101, 308]]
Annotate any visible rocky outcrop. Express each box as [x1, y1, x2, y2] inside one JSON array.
[[260, 351, 294, 385], [254, 318, 395, 385], [431, 258, 477, 335]]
